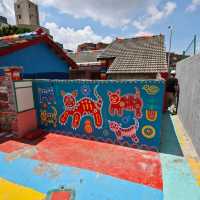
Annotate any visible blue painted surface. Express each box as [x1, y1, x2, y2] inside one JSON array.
[[0, 152, 163, 199], [160, 153, 200, 200], [33, 79, 165, 150], [160, 113, 183, 156], [0, 43, 69, 79]]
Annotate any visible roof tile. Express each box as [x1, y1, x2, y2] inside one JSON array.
[[98, 35, 167, 73]]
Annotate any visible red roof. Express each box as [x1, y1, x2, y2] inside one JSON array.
[[0, 31, 77, 69]]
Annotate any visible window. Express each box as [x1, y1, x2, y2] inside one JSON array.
[[17, 4, 20, 9], [29, 3, 31, 8], [18, 15, 21, 19]]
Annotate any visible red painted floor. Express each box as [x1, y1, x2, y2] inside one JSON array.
[[0, 133, 163, 190]]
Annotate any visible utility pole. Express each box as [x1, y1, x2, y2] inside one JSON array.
[[194, 35, 197, 55], [168, 26, 173, 73]]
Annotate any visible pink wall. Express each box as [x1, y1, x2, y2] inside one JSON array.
[[15, 109, 37, 137]]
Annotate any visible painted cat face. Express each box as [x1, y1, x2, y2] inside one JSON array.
[[108, 90, 121, 104], [64, 94, 76, 107]]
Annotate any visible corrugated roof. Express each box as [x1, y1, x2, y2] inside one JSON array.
[[0, 31, 77, 69], [98, 35, 167, 74], [68, 50, 103, 63]]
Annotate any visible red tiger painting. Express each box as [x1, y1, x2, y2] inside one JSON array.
[[59, 87, 103, 129], [109, 118, 139, 143], [107, 88, 143, 119]]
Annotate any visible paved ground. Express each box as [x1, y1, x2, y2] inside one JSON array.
[[0, 113, 199, 199]]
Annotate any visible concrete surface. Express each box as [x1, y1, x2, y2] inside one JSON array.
[[176, 54, 200, 157], [0, 130, 199, 199], [171, 115, 200, 186], [160, 113, 183, 156]]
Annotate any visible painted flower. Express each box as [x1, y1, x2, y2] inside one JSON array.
[[81, 85, 91, 96]]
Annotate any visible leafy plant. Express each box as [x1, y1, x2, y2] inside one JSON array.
[[0, 25, 31, 37]]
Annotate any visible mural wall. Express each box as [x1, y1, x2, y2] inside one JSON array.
[[33, 80, 165, 151]]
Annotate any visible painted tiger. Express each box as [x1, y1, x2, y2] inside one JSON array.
[[109, 118, 139, 143], [59, 86, 103, 129]]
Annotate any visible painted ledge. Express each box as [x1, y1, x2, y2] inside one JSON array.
[[171, 115, 200, 186]]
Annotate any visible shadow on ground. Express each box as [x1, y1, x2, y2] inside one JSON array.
[[160, 113, 183, 156], [0, 131, 48, 146]]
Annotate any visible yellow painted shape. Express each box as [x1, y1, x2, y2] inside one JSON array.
[[0, 178, 45, 200], [188, 158, 200, 186], [172, 115, 200, 186]]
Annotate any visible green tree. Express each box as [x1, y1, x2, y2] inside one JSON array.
[[0, 25, 31, 37]]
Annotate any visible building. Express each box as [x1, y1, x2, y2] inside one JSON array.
[[14, 0, 49, 33], [0, 31, 77, 79], [68, 50, 107, 79], [166, 52, 189, 70], [0, 16, 8, 28], [98, 35, 167, 79], [14, 0, 39, 26], [77, 42, 109, 52]]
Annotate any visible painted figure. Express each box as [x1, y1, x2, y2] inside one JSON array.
[[107, 88, 143, 118], [109, 118, 139, 143], [141, 125, 156, 139], [146, 110, 158, 122], [39, 87, 55, 104], [143, 85, 160, 95], [60, 86, 103, 129], [40, 106, 57, 127], [84, 120, 93, 134]]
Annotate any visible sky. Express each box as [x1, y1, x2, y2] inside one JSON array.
[[0, 0, 200, 53]]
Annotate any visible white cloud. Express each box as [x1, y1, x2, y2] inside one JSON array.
[[0, 0, 176, 50], [1, 0, 176, 30], [39, 11, 49, 25], [37, 0, 150, 28], [0, 0, 15, 24], [186, 0, 200, 12], [134, 31, 153, 37], [45, 22, 113, 51], [133, 1, 176, 31]]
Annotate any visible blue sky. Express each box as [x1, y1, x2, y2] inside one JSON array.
[[1, 0, 200, 53]]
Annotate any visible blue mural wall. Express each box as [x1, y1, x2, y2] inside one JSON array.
[[33, 80, 165, 151], [0, 43, 69, 79]]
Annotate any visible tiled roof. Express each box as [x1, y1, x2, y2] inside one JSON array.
[[0, 31, 77, 68], [68, 50, 103, 64], [98, 35, 167, 73]]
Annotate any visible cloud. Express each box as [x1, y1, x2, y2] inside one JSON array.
[[1, 0, 176, 30], [133, 1, 176, 31], [0, 0, 176, 50], [134, 31, 153, 37], [186, 0, 200, 12], [39, 11, 49, 26], [45, 22, 113, 51], [37, 0, 150, 28], [0, 0, 15, 24]]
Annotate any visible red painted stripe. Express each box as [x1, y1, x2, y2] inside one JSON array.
[[0, 37, 42, 56], [0, 133, 163, 190], [51, 191, 71, 200]]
